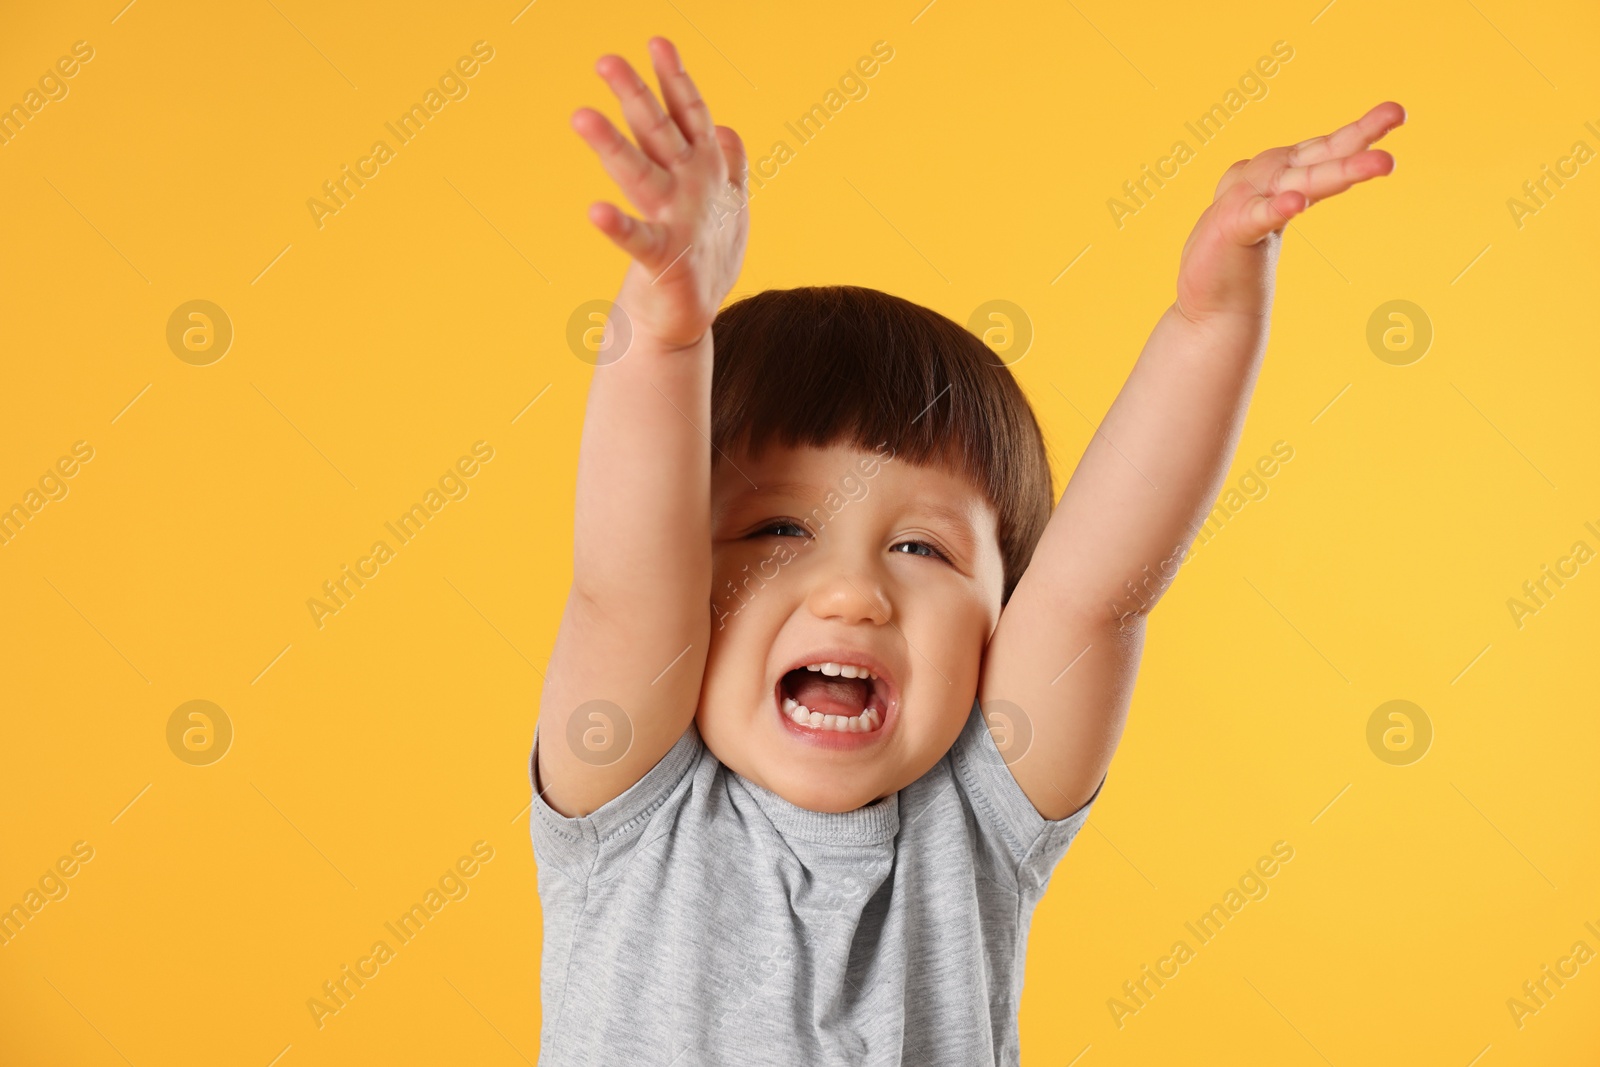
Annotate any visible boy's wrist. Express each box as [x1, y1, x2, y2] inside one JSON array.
[[612, 266, 721, 357], [619, 325, 712, 362], [648, 328, 711, 354], [1164, 299, 1268, 346], [1147, 303, 1271, 386]]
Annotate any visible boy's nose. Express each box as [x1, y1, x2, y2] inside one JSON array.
[[805, 570, 891, 625]]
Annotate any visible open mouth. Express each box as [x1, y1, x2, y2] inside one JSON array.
[[776, 661, 890, 734]]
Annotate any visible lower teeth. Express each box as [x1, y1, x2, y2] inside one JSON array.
[[783, 697, 879, 733]]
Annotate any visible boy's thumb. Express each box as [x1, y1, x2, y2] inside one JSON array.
[[714, 126, 748, 190]]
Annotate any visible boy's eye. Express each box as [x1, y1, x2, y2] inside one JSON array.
[[891, 540, 951, 563], [755, 520, 809, 538], [751, 523, 951, 564]]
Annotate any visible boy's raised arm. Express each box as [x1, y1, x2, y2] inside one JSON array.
[[980, 103, 1406, 820], [538, 37, 749, 818]]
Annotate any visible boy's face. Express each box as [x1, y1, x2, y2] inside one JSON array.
[[701, 442, 1005, 813]]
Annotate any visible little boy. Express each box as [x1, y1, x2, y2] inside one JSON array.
[[530, 35, 1402, 1065]]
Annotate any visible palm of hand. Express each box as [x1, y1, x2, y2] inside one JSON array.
[[1176, 101, 1405, 322]]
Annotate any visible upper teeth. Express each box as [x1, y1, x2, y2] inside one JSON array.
[[803, 662, 875, 679]]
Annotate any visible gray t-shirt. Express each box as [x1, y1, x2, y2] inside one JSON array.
[[526, 696, 1104, 1066]]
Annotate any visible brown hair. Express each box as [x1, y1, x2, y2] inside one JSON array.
[[709, 285, 1054, 604]]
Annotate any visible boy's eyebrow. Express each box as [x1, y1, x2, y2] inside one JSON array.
[[714, 481, 819, 518], [746, 480, 819, 497], [913, 501, 981, 556]]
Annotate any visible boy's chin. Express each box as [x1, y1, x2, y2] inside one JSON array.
[[759, 766, 892, 814], [695, 709, 901, 813]]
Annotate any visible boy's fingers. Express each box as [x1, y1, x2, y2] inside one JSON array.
[[1275, 149, 1395, 203], [1213, 156, 1255, 200], [572, 107, 673, 211], [649, 38, 715, 147], [1234, 189, 1306, 244], [597, 54, 693, 169], [714, 125, 747, 191], [586, 201, 662, 264], [1288, 101, 1405, 167]]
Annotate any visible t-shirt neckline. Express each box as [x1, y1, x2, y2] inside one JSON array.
[[731, 770, 902, 846]]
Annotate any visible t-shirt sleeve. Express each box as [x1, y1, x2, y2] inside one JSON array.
[[947, 697, 1105, 891], [526, 717, 704, 882]]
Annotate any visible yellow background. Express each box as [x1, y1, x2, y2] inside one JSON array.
[[2, 0, 1597, 1063]]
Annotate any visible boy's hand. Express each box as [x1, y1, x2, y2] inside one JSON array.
[[981, 102, 1406, 821], [1175, 101, 1405, 323], [572, 36, 749, 351]]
